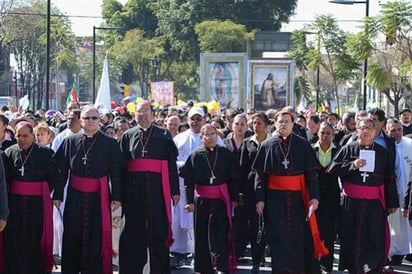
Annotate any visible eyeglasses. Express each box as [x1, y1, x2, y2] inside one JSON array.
[[82, 116, 99, 121], [357, 126, 374, 131], [190, 116, 203, 122]]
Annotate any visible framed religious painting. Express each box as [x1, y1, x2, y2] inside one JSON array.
[[247, 58, 294, 111], [200, 53, 247, 109]]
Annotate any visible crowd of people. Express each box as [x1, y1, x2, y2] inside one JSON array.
[[0, 99, 411, 274]]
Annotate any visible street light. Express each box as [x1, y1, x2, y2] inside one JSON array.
[[92, 26, 120, 103], [329, 0, 370, 110]]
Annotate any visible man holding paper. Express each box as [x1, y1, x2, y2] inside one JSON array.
[[253, 110, 327, 273], [327, 117, 399, 273]]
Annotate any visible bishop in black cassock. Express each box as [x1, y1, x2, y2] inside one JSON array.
[[180, 124, 239, 274], [119, 100, 179, 274], [252, 111, 325, 273], [2, 122, 56, 274], [53, 106, 123, 274], [327, 118, 398, 273]]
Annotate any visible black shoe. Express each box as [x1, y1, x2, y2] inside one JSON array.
[[237, 256, 249, 264], [388, 254, 404, 265], [260, 256, 265, 267], [170, 255, 184, 269], [405, 253, 412, 262], [252, 265, 260, 273]]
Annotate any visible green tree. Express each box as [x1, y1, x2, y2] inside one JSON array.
[[304, 15, 359, 112], [112, 28, 165, 96], [345, 0, 412, 115], [288, 30, 313, 107], [195, 20, 253, 53], [1, 0, 76, 109]]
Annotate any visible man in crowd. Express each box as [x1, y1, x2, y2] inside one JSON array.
[[170, 107, 206, 268], [386, 119, 412, 265], [334, 111, 356, 146], [119, 100, 179, 273], [166, 115, 180, 139], [52, 106, 123, 274], [327, 117, 398, 272], [253, 110, 327, 273], [2, 121, 57, 273], [399, 108, 412, 136]]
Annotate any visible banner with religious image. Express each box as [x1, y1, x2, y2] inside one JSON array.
[[151, 81, 174, 105]]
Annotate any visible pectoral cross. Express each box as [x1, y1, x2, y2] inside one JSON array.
[[141, 149, 147, 157], [19, 165, 24, 176], [209, 173, 216, 184], [361, 171, 369, 183], [282, 158, 289, 169], [82, 155, 88, 165]]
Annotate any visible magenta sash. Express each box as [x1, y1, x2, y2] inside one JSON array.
[[195, 184, 237, 273], [9, 180, 54, 272], [70, 175, 112, 274], [342, 182, 390, 258], [126, 158, 173, 247]]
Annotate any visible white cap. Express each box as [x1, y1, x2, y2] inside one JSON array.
[[188, 107, 205, 118]]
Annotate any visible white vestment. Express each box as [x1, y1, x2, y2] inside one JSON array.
[[389, 137, 412, 256]]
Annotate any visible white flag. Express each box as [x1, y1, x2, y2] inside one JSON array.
[[94, 54, 111, 111]]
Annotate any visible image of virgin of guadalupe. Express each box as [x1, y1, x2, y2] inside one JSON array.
[[208, 62, 239, 107]]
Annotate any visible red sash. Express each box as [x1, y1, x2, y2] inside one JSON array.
[[9, 180, 54, 272], [342, 182, 390, 257], [70, 175, 112, 274], [268, 174, 329, 259], [126, 158, 173, 247], [195, 184, 237, 273]]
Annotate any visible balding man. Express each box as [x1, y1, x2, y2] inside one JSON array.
[[166, 115, 180, 138], [52, 106, 123, 274], [119, 100, 179, 273], [3, 121, 57, 273]]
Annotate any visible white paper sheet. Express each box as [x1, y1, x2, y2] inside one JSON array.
[[359, 149, 375, 172]]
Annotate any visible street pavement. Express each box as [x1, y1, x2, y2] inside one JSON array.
[[52, 244, 412, 273]]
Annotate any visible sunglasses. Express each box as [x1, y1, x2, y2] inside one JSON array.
[[82, 116, 99, 121]]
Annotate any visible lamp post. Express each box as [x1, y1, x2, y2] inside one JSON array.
[[92, 26, 120, 103], [329, 0, 370, 110], [45, 0, 51, 110]]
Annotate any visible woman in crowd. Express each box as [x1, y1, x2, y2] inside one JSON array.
[[312, 122, 341, 273]]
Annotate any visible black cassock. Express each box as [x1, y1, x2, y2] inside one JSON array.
[[53, 131, 123, 274], [327, 141, 398, 273], [2, 143, 56, 274], [180, 145, 239, 274], [119, 125, 179, 274], [252, 133, 321, 273]]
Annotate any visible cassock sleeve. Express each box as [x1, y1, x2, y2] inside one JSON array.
[[304, 141, 320, 200], [0, 152, 8, 221], [44, 147, 58, 193], [384, 149, 399, 209], [52, 138, 71, 201], [224, 148, 240, 202], [166, 138, 179, 197], [179, 154, 195, 204], [107, 137, 123, 202], [326, 145, 356, 177]]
